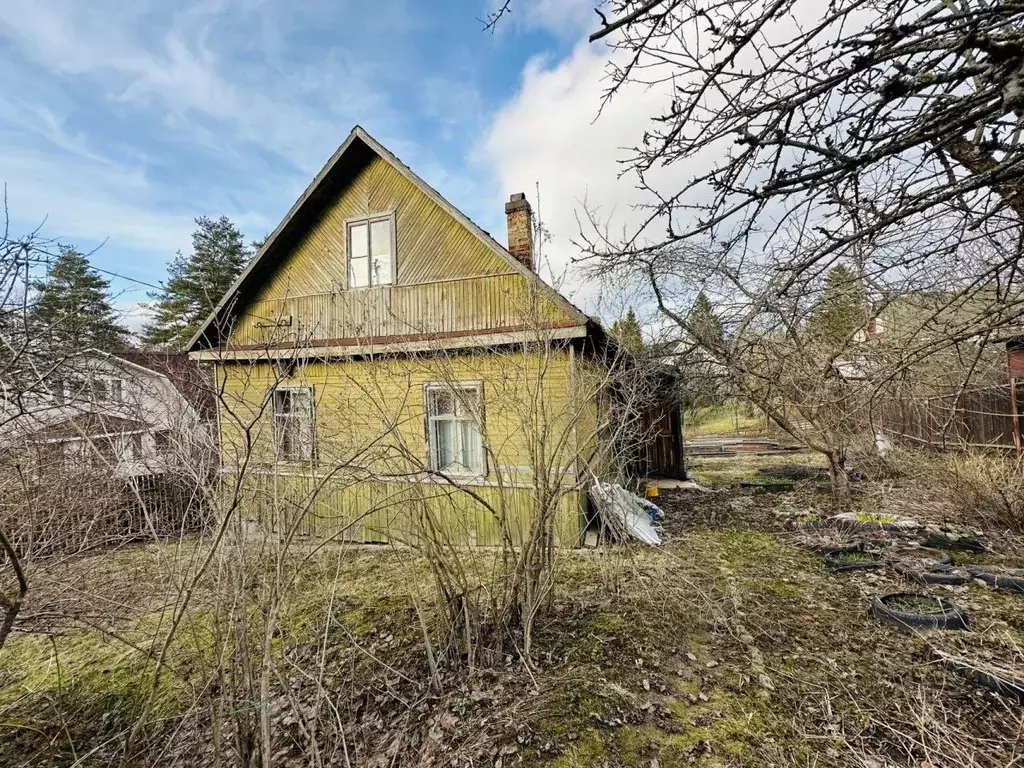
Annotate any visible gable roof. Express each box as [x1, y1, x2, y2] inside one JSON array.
[[112, 350, 216, 418], [187, 125, 589, 351], [66, 348, 216, 419]]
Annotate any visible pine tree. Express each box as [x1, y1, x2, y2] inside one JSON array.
[[142, 216, 251, 349], [31, 246, 130, 351], [807, 265, 866, 347], [689, 292, 724, 347], [611, 308, 645, 353], [682, 292, 727, 409]]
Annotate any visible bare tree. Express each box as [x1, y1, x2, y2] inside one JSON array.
[[0, 202, 68, 652]]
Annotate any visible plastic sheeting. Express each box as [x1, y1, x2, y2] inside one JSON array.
[[589, 480, 663, 546]]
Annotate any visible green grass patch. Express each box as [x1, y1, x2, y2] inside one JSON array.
[[687, 453, 825, 488], [686, 403, 771, 437], [854, 512, 898, 524]]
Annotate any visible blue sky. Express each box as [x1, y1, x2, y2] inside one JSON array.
[[0, 0, 670, 327]]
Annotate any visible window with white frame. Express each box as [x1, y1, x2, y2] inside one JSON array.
[[347, 214, 395, 289], [425, 383, 484, 475], [272, 387, 316, 462], [53, 376, 123, 404]]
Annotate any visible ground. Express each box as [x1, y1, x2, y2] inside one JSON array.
[[684, 403, 773, 438], [1, 452, 1023, 766]]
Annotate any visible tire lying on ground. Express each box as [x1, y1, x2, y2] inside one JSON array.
[[967, 565, 1024, 594], [824, 547, 882, 572], [870, 593, 970, 631], [936, 652, 1024, 703], [893, 560, 970, 586], [889, 546, 951, 566], [921, 530, 988, 553], [739, 481, 794, 493]]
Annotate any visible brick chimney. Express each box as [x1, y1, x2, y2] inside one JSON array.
[[505, 192, 534, 271]]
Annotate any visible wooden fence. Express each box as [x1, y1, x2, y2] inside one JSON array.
[[874, 384, 1019, 451], [1, 470, 210, 559]]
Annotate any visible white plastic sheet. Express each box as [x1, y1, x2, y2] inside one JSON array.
[[589, 480, 663, 546]]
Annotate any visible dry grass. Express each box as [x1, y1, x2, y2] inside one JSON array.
[[2, 453, 1024, 766], [685, 403, 774, 438], [936, 451, 1024, 532], [851, 445, 1024, 532]]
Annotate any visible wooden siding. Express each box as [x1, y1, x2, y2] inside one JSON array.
[[232, 473, 583, 547], [249, 153, 513, 304], [228, 273, 572, 348], [216, 350, 591, 544], [219, 148, 581, 348]]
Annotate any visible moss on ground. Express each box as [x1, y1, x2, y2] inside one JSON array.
[[4, 472, 1022, 767], [541, 692, 763, 768]]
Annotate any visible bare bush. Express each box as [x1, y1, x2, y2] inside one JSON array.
[[936, 450, 1024, 532]]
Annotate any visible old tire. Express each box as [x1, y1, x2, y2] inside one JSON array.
[[871, 593, 969, 631], [739, 481, 794, 493], [893, 560, 970, 586], [967, 566, 1024, 594], [938, 654, 1024, 702], [921, 530, 988, 553], [824, 547, 882, 572], [830, 512, 919, 533]]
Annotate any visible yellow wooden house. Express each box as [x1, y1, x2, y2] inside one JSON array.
[[187, 126, 684, 546]]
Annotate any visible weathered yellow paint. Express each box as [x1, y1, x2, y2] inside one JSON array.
[[222, 151, 577, 348], [257, 154, 514, 298], [232, 473, 584, 547], [204, 134, 610, 546], [217, 350, 592, 545], [231, 273, 572, 348]]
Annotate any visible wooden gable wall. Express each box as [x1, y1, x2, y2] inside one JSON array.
[[219, 140, 579, 350], [253, 150, 513, 300]]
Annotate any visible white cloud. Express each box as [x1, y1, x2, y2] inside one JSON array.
[[114, 300, 154, 337], [0, 0, 393, 171], [487, 0, 595, 38], [478, 40, 682, 321], [0, 145, 190, 257]]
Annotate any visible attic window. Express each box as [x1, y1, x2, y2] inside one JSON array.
[[347, 214, 395, 289]]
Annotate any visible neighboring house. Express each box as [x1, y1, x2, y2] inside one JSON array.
[[187, 126, 684, 546], [1, 349, 214, 479]]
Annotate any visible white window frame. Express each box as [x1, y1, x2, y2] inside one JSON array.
[[346, 212, 396, 290], [424, 382, 486, 477], [271, 386, 316, 463]]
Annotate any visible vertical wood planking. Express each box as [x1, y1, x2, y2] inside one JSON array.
[[229, 273, 552, 346]]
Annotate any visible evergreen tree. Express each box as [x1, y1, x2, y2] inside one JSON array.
[[689, 291, 724, 347], [807, 265, 866, 347], [31, 246, 130, 351], [143, 216, 251, 349], [682, 292, 727, 409], [611, 308, 645, 353]]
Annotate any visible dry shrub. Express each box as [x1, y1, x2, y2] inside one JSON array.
[[847, 437, 922, 481], [0, 462, 208, 559], [933, 451, 1024, 532]]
